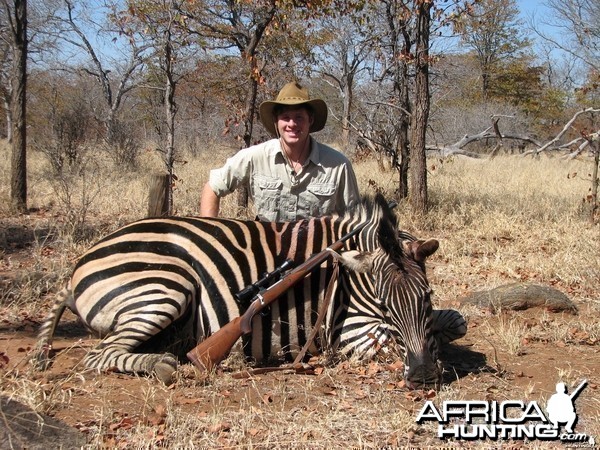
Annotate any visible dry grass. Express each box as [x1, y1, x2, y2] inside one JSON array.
[[1, 140, 599, 448]]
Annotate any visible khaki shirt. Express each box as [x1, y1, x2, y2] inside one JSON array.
[[208, 138, 360, 222]]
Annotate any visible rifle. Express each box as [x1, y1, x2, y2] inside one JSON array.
[[569, 379, 588, 401], [186, 221, 367, 372]]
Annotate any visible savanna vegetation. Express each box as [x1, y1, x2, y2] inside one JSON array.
[[0, 141, 599, 448]]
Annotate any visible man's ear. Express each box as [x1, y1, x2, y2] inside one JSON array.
[[326, 249, 375, 273]]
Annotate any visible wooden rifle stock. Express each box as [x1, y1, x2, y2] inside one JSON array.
[[186, 222, 367, 372]]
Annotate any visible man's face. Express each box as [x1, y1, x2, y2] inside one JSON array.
[[276, 106, 313, 146]]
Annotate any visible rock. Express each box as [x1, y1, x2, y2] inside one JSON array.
[[458, 282, 577, 314], [0, 396, 86, 450]]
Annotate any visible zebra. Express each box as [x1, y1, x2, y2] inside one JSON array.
[[34, 194, 467, 388]]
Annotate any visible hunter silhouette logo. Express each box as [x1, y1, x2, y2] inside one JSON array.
[[416, 379, 595, 445], [546, 379, 587, 433]]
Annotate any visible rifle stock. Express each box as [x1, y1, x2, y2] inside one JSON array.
[[186, 221, 367, 372]]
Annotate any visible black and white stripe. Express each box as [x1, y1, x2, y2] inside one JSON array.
[[35, 194, 466, 386]]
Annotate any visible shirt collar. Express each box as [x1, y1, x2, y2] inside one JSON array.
[[267, 137, 322, 167], [307, 138, 322, 166]]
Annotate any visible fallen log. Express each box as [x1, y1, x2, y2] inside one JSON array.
[[458, 282, 577, 314]]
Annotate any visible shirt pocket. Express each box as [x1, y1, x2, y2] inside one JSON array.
[[253, 175, 283, 220], [306, 182, 337, 216]]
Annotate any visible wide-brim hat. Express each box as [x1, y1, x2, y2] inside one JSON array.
[[259, 82, 328, 136]]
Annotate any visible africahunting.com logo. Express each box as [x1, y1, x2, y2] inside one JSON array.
[[416, 379, 596, 446]]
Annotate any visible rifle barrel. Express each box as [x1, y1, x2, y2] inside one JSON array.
[[569, 379, 588, 400]]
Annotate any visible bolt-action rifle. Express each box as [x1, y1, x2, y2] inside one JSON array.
[[186, 222, 367, 372]]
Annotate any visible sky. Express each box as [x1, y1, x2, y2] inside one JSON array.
[[516, 0, 551, 18], [515, 0, 559, 43]]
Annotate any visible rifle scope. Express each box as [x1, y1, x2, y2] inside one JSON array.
[[235, 259, 295, 303]]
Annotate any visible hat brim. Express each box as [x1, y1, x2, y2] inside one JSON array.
[[259, 98, 328, 136]]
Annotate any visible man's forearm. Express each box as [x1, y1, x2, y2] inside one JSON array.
[[200, 182, 220, 217]]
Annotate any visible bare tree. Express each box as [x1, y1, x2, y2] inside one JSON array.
[[1, 0, 58, 142], [50, 0, 151, 160], [534, 0, 599, 75], [342, 0, 414, 199], [409, 0, 431, 214], [1, 0, 28, 212], [457, 0, 531, 99], [380, 0, 412, 200], [177, 0, 277, 209], [533, 0, 599, 222], [313, 12, 372, 149], [178, 0, 277, 149], [126, 0, 199, 215], [0, 10, 11, 141]]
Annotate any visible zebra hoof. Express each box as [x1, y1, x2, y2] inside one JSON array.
[[30, 348, 52, 371], [153, 355, 178, 385]]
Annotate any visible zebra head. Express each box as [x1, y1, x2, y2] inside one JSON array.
[[333, 195, 441, 389]]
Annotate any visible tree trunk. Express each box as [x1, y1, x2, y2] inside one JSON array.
[[409, 0, 431, 214], [164, 31, 176, 215], [591, 139, 599, 223], [237, 76, 260, 210], [397, 60, 410, 199], [385, 0, 411, 200], [9, 0, 27, 213], [341, 81, 352, 150], [147, 174, 170, 217], [481, 70, 490, 100], [234, 5, 276, 214], [3, 97, 12, 143]]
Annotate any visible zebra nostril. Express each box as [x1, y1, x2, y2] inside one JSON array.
[[405, 375, 441, 390], [404, 361, 442, 390]]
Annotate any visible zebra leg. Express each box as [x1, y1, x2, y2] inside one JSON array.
[[32, 287, 74, 370], [83, 310, 181, 384], [431, 309, 467, 346], [84, 336, 178, 384]]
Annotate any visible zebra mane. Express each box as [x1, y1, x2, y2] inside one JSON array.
[[342, 194, 404, 261]]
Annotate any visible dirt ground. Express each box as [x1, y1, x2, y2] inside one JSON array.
[[0, 214, 599, 449]]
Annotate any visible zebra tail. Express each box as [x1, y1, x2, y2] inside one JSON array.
[[31, 286, 74, 370]]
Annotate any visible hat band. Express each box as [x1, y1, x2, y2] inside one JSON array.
[[277, 97, 310, 102]]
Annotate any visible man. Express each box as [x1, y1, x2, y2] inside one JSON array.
[[546, 382, 579, 433], [200, 81, 360, 221]]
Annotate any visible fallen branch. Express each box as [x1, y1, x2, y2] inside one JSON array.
[[427, 115, 542, 158], [425, 145, 485, 158], [523, 107, 600, 156]]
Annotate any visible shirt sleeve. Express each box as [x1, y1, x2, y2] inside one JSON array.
[[339, 159, 361, 214], [208, 148, 254, 197]]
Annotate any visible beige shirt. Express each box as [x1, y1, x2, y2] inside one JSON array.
[[208, 138, 360, 221]]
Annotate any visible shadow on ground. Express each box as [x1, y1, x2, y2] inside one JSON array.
[[440, 343, 494, 384], [0, 395, 86, 450]]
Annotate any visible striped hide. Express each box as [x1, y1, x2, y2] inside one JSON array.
[[34, 194, 466, 387]]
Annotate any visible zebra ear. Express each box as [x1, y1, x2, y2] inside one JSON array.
[[402, 239, 439, 263], [327, 249, 375, 273]]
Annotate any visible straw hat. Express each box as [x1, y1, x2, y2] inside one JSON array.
[[259, 82, 328, 136]]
